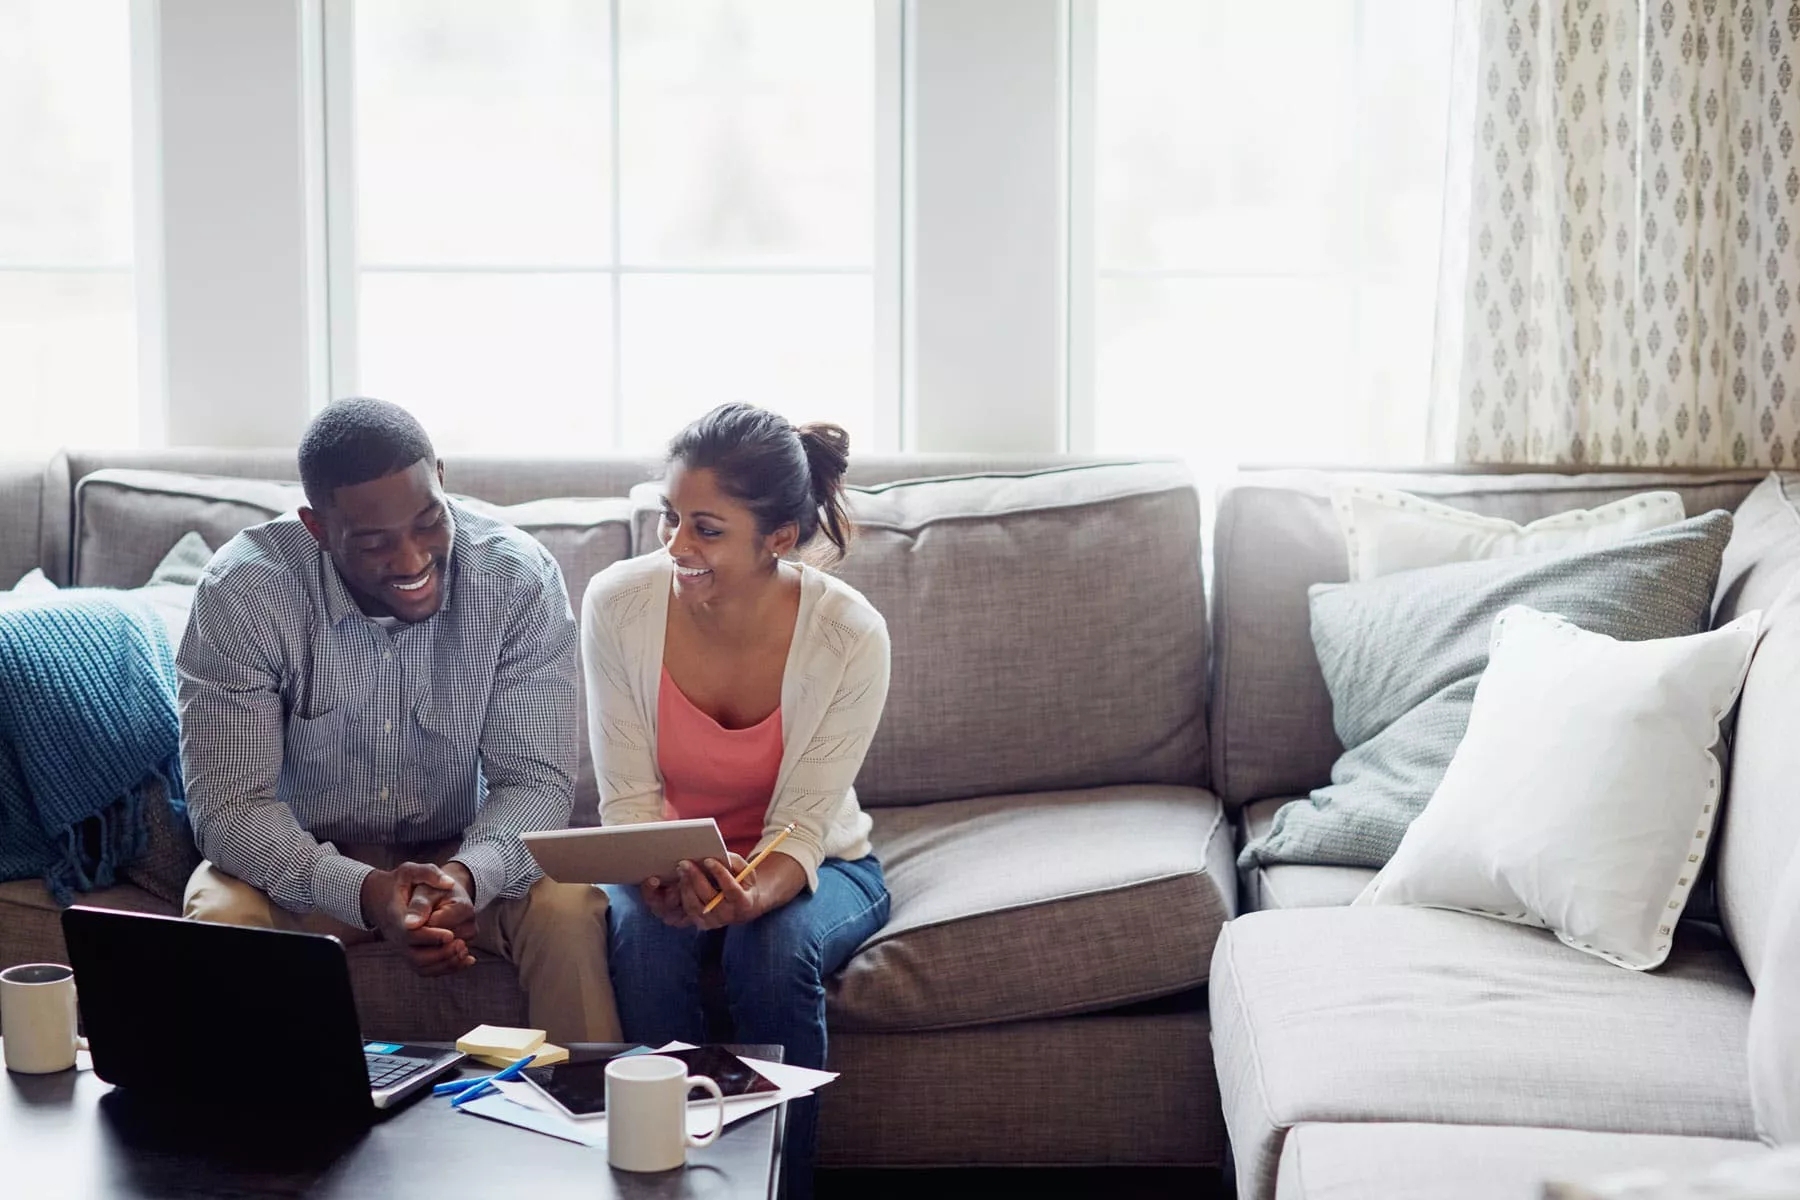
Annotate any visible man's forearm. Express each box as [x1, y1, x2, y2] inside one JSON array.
[[195, 799, 374, 928]]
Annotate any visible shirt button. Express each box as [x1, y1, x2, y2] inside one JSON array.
[[379, 787, 389, 800], [384, 719, 392, 733], [383, 651, 392, 661]]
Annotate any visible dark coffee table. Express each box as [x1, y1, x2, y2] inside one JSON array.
[[1, 1041, 784, 1198]]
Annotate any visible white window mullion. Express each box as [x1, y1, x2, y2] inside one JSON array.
[[130, 0, 168, 446], [607, 0, 624, 451], [874, 0, 906, 452], [321, 0, 358, 406], [1064, 0, 1095, 454]]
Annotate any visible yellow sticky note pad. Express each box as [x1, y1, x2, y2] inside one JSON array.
[[456, 1024, 546, 1060], [471, 1042, 568, 1069]]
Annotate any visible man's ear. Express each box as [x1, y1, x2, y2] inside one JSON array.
[[297, 506, 328, 546], [436, 459, 446, 488]]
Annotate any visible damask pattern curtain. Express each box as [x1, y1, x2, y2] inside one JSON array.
[[1439, 0, 1799, 466]]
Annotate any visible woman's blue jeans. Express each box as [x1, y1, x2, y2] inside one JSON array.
[[605, 855, 889, 1199]]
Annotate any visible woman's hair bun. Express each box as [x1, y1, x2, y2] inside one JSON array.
[[796, 422, 850, 499]]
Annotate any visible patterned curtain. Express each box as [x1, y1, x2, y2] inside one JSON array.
[[1437, 0, 1800, 467]]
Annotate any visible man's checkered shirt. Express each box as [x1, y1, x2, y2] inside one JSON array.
[[175, 500, 579, 929]]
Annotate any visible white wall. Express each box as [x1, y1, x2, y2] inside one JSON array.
[[907, 0, 1068, 453], [153, 0, 325, 447]]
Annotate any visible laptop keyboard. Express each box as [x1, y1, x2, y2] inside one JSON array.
[[365, 1052, 429, 1090]]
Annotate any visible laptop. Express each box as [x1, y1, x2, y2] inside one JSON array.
[[61, 906, 464, 1116]]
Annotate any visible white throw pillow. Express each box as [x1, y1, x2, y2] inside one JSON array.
[[1749, 844, 1800, 1145], [1332, 484, 1686, 580], [1355, 604, 1761, 970]]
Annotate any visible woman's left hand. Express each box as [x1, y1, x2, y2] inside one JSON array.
[[677, 854, 762, 929]]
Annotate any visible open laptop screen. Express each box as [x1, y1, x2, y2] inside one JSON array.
[[62, 907, 374, 1114]]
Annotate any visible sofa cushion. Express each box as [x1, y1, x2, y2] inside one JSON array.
[[0, 459, 50, 590], [1718, 579, 1800, 984], [0, 878, 178, 972], [828, 784, 1232, 1031], [1275, 1123, 1765, 1200], [1713, 472, 1800, 625], [1209, 469, 1764, 809], [1210, 905, 1756, 1200], [1748, 843, 1800, 1145], [1236, 798, 1374, 912], [810, 462, 1205, 806], [73, 470, 306, 588], [341, 942, 528, 1041]]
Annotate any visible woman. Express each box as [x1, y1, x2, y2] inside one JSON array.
[[581, 402, 891, 1197]]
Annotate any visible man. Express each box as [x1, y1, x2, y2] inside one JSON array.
[[177, 397, 619, 1044]]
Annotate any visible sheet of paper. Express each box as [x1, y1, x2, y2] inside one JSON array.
[[650, 1042, 838, 1095], [460, 1092, 605, 1148], [735, 1055, 837, 1095]]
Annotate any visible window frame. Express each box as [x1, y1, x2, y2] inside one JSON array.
[[319, 0, 906, 454]]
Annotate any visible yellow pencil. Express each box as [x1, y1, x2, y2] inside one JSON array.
[[701, 822, 797, 915]]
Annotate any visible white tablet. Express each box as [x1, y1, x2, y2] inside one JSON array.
[[521, 819, 730, 886]]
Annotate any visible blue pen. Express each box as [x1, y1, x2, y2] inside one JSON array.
[[433, 1072, 492, 1097], [449, 1053, 537, 1108]]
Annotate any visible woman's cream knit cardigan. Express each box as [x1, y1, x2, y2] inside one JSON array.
[[580, 550, 890, 890]]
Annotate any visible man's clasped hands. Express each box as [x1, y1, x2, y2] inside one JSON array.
[[359, 862, 481, 976]]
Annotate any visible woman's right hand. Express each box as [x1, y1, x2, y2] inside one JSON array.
[[640, 875, 691, 928]]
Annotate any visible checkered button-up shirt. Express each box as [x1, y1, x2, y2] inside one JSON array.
[[176, 501, 579, 929]]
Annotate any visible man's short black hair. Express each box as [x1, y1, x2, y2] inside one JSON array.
[[298, 397, 436, 510]]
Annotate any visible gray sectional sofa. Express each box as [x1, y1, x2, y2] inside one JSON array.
[[2, 451, 1795, 1191], [0, 449, 1225, 1173], [1209, 468, 1799, 1198]]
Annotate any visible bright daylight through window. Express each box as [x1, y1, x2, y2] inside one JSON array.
[[1087, 0, 1455, 473], [0, 0, 140, 455], [342, 0, 883, 456]]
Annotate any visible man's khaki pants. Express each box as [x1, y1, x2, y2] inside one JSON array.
[[182, 842, 621, 1045]]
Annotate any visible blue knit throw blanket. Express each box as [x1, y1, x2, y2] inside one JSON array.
[[0, 591, 185, 903]]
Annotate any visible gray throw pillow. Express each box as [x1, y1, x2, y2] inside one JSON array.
[[1240, 510, 1734, 871], [137, 532, 214, 647]]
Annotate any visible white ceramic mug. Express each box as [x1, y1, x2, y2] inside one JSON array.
[[1, 963, 87, 1074], [605, 1054, 725, 1172]]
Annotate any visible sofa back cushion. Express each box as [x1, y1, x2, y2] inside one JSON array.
[[1748, 842, 1800, 1145], [820, 462, 1206, 806], [74, 471, 309, 588], [1209, 469, 1765, 810], [1714, 472, 1800, 626], [0, 460, 50, 589], [1718, 575, 1800, 985], [72, 468, 634, 825]]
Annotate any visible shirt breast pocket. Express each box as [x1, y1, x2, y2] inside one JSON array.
[[283, 707, 350, 797]]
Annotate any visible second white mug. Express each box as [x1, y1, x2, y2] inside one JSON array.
[[605, 1053, 726, 1173]]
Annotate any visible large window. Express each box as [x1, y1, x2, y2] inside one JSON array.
[[1081, 0, 1455, 471], [335, 0, 893, 456], [0, 0, 142, 454]]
